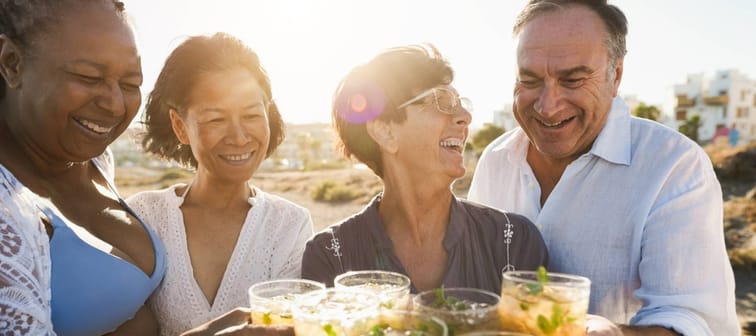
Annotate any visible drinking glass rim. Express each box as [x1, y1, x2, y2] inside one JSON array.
[[413, 287, 501, 314], [248, 278, 326, 300], [334, 270, 411, 294], [456, 331, 533, 336], [292, 287, 380, 320], [373, 309, 449, 336], [502, 270, 591, 288]]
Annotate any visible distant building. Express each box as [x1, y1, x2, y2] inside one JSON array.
[[669, 69, 756, 143], [111, 126, 181, 168], [268, 123, 341, 170], [492, 103, 517, 131]]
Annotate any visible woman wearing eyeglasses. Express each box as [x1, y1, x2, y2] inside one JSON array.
[[301, 44, 548, 293]]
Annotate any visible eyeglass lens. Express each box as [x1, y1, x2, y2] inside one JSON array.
[[434, 89, 472, 114]]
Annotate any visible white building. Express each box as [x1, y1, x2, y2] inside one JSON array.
[[492, 103, 517, 131], [669, 70, 756, 143]]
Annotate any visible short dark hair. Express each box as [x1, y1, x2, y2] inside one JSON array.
[[513, 0, 628, 67], [0, 0, 126, 98], [141, 32, 285, 168], [331, 44, 453, 177]]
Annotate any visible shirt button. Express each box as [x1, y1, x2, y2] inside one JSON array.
[[528, 182, 534, 189]]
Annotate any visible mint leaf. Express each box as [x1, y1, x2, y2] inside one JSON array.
[[432, 286, 446, 308], [536, 266, 550, 284], [323, 324, 338, 336], [261, 312, 272, 325], [526, 283, 543, 295], [537, 314, 556, 334]]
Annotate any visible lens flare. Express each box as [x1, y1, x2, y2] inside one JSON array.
[[350, 94, 368, 113], [335, 81, 385, 124]]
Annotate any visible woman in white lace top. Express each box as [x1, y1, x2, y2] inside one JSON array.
[[126, 33, 313, 336]]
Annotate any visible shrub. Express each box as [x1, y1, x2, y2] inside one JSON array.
[[159, 168, 192, 182], [729, 248, 756, 270], [310, 180, 362, 203]]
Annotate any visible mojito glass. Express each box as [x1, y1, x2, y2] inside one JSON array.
[[458, 332, 534, 336], [357, 309, 448, 336], [292, 287, 380, 336], [499, 270, 590, 336], [248, 278, 325, 326], [334, 270, 412, 310], [414, 287, 501, 335]]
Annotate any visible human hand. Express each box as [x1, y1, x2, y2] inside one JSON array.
[[215, 324, 294, 336], [179, 307, 293, 336], [585, 314, 623, 336]]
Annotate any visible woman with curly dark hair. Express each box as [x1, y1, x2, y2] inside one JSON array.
[[0, 0, 166, 334]]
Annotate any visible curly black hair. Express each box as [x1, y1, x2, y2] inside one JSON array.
[[0, 0, 127, 98]]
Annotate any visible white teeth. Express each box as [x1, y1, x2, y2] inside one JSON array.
[[440, 138, 463, 147], [440, 138, 464, 150], [540, 116, 574, 128], [78, 118, 113, 134], [222, 153, 252, 161]]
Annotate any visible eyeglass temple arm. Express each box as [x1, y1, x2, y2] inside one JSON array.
[[396, 89, 435, 109]]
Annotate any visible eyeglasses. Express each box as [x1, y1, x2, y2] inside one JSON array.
[[397, 87, 473, 114]]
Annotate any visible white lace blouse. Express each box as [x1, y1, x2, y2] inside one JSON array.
[[0, 165, 55, 335], [126, 184, 313, 336], [0, 151, 115, 336]]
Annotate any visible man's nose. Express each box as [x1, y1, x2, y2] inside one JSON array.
[[533, 83, 565, 118]]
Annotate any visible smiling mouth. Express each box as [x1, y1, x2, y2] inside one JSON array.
[[74, 117, 114, 135], [537, 116, 576, 128], [440, 138, 465, 154], [220, 152, 253, 162]]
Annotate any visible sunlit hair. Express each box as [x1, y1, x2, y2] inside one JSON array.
[[331, 43, 453, 178], [141, 32, 285, 168], [0, 0, 126, 99], [513, 0, 628, 74]]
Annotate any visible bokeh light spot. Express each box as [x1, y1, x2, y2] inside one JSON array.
[[335, 80, 385, 124], [350, 94, 368, 113]]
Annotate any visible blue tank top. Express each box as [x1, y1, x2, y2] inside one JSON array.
[[47, 162, 167, 336]]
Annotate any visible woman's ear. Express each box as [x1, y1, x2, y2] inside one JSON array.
[[366, 119, 398, 154], [0, 36, 24, 89], [169, 109, 190, 145]]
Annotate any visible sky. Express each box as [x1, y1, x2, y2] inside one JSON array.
[[126, 0, 756, 127]]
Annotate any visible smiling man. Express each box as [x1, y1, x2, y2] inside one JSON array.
[[468, 1, 739, 335]]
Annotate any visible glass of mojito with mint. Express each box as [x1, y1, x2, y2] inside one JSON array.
[[335, 270, 412, 311], [499, 267, 590, 336], [248, 279, 325, 326], [292, 287, 380, 336], [413, 287, 501, 335]]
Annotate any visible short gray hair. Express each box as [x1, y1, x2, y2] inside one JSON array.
[[513, 0, 628, 70]]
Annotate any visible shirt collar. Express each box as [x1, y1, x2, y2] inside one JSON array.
[[589, 96, 632, 166], [491, 96, 632, 166]]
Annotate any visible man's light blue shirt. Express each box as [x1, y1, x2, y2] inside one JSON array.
[[469, 97, 739, 335]]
